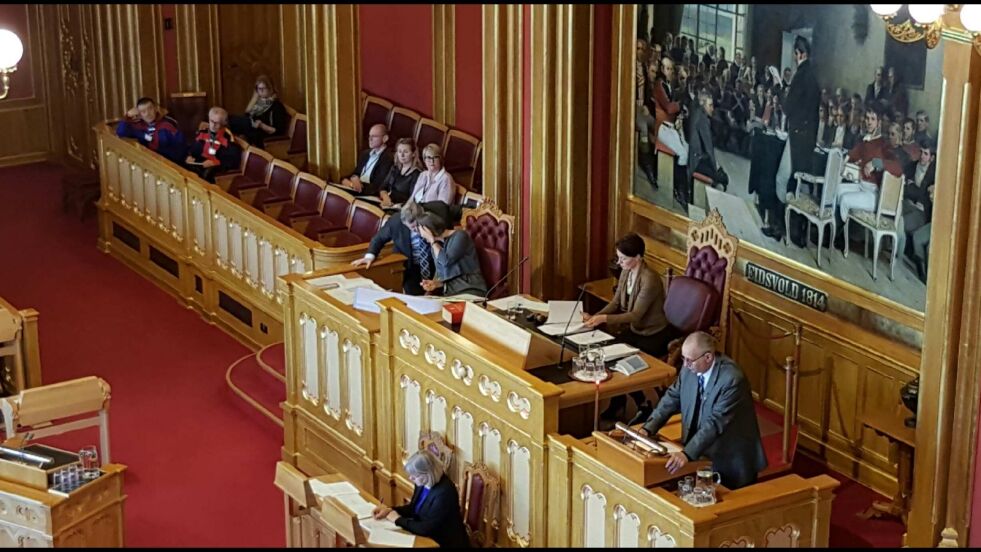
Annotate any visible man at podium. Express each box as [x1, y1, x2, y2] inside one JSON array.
[[639, 331, 767, 489]]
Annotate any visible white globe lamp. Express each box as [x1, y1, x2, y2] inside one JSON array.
[[0, 29, 24, 100], [908, 4, 946, 24], [870, 4, 902, 16], [960, 4, 981, 33]]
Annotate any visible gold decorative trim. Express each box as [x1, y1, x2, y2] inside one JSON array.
[[607, 5, 636, 252], [433, 5, 456, 125]]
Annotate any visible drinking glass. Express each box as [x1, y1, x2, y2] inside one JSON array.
[[79, 446, 99, 479], [692, 486, 714, 506], [677, 476, 694, 501], [506, 301, 520, 321]]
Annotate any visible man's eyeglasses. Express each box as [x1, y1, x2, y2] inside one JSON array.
[[682, 351, 710, 368]]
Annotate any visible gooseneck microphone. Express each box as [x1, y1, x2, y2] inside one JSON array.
[[555, 283, 589, 370], [481, 256, 530, 304]]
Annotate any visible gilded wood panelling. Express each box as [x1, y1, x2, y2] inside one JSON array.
[[912, 40, 981, 547], [295, 5, 360, 182], [606, 5, 636, 257], [0, 5, 50, 166], [432, 5, 456, 125], [482, 4, 523, 276], [278, 5, 306, 109], [216, 4, 282, 114], [529, 4, 594, 299], [38, 4, 164, 170], [174, 4, 220, 102]]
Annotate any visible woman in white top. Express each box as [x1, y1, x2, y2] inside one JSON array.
[[410, 144, 456, 205]]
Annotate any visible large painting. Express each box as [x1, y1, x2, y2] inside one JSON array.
[[634, 4, 942, 312]]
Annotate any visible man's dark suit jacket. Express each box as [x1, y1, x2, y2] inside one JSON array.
[[687, 105, 716, 184], [784, 58, 820, 188], [643, 354, 768, 489], [394, 475, 470, 548], [904, 160, 936, 223], [349, 147, 395, 196], [865, 82, 888, 106], [366, 201, 461, 295]]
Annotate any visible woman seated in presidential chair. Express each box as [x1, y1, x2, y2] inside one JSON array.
[[582, 232, 681, 423], [371, 450, 469, 548], [417, 213, 488, 297]]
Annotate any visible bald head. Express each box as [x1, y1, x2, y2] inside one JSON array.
[[661, 56, 675, 81], [368, 123, 389, 150], [681, 331, 717, 374]]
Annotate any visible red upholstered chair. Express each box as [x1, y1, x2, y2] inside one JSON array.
[[415, 118, 449, 152], [459, 463, 500, 548], [444, 130, 480, 188], [389, 107, 422, 146], [664, 208, 738, 366], [286, 114, 308, 171], [264, 103, 298, 160], [251, 159, 299, 209], [318, 201, 385, 247], [462, 200, 515, 299], [219, 147, 274, 197], [277, 172, 326, 225], [302, 185, 355, 238], [363, 95, 394, 149]]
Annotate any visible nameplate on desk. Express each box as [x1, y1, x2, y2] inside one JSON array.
[[744, 262, 828, 312]]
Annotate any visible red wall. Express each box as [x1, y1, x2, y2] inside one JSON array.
[[588, 5, 612, 280], [161, 4, 178, 96], [359, 4, 433, 118], [454, 4, 482, 136], [0, 5, 34, 101]]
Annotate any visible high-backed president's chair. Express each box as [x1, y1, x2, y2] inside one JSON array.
[[462, 200, 515, 299], [664, 208, 738, 365], [459, 463, 500, 548]]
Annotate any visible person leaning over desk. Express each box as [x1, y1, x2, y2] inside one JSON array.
[[639, 331, 767, 490], [417, 213, 488, 297], [582, 233, 680, 423], [371, 450, 469, 548]]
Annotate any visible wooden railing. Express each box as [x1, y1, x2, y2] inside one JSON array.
[[0, 296, 41, 394], [95, 122, 381, 346]]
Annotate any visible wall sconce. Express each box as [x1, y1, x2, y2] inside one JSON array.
[[0, 29, 24, 100]]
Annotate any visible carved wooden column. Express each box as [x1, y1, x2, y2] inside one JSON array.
[[174, 5, 220, 102], [607, 5, 637, 253], [482, 5, 523, 256], [278, 4, 306, 109], [528, 4, 594, 299], [907, 38, 981, 547], [433, 5, 456, 125], [296, 4, 360, 182]]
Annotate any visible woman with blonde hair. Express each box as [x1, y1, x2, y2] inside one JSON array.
[[379, 138, 424, 209], [409, 143, 457, 204], [229, 74, 289, 148], [371, 450, 469, 547]]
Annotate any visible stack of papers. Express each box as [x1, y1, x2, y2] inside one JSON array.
[[436, 293, 488, 303], [538, 321, 589, 336], [311, 275, 386, 306], [566, 330, 615, 346], [366, 528, 416, 547], [486, 294, 549, 313], [353, 287, 443, 315], [598, 343, 640, 361], [545, 300, 583, 325], [308, 479, 375, 519]]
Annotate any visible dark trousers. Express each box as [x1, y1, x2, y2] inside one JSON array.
[[402, 263, 425, 296], [604, 325, 682, 416], [229, 115, 268, 148]]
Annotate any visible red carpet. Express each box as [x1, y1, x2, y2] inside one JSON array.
[[0, 163, 284, 547]]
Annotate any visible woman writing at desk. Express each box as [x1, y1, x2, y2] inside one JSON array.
[[582, 233, 680, 424], [371, 450, 469, 548]]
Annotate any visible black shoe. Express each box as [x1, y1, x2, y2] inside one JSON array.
[[761, 226, 784, 241]]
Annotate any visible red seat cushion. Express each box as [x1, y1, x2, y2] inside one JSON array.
[[226, 175, 264, 197], [318, 230, 362, 247], [663, 276, 720, 333], [304, 217, 348, 239], [277, 203, 319, 225]]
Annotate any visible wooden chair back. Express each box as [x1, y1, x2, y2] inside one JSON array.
[[459, 462, 501, 547], [462, 200, 516, 299]]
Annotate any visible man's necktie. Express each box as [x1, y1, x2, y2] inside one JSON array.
[[688, 373, 705, 440], [411, 232, 432, 280]]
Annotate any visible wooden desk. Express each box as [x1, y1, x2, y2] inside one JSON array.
[[0, 463, 127, 547], [860, 405, 915, 526], [581, 277, 617, 304]]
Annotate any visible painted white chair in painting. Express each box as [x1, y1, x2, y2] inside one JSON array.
[[844, 171, 905, 280], [785, 148, 844, 268]]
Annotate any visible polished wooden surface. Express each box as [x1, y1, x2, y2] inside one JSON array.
[[861, 405, 915, 527], [217, 4, 282, 114], [0, 296, 42, 393], [0, 463, 126, 547]]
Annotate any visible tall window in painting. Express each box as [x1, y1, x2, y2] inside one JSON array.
[[679, 4, 748, 58]]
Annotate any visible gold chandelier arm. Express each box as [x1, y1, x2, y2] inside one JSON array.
[[884, 18, 944, 48], [0, 70, 12, 101]]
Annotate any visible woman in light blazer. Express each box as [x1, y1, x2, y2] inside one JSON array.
[[410, 143, 457, 205]]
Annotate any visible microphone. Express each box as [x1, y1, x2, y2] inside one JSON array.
[[555, 283, 589, 370], [482, 256, 530, 305]]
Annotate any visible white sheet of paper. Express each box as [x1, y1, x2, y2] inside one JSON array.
[[360, 518, 399, 532], [331, 493, 376, 520], [367, 528, 416, 547], [309, 479, 359, 498], [325, 288, 356, 306], [538, 321, 589, 336], [486, 294, 549, 314], [438, 293, 487, 303], [545, 300, 583, 325], [566, 330, 615, 346], [306, 274, 349, 289], [598, 343, 640, 361], [353, 287, 443, 315]]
